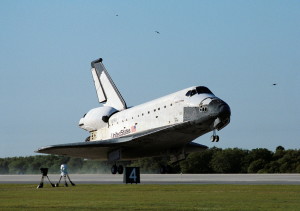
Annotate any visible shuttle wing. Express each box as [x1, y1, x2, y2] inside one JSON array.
[[91, 58, 127, 110], [36, 136, 132, 160], [36, 123, 208, 160]]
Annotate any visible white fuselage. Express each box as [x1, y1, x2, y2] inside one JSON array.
[[82, 86, 217, 141]]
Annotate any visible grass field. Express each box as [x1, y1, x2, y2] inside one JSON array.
[[0, 184, 300, 210]]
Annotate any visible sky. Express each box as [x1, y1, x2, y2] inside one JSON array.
[[0, 1, 299, 158]]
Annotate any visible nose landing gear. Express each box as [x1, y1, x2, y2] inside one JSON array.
[[211, 130, 219, 142]]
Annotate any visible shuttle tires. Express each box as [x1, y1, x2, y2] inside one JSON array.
[[211, 135, 219, 142], [117, 165, 124, 174], [111, 165, 124, 174], [111, 165, 117, 174]]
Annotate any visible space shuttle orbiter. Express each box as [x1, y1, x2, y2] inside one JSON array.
[[36, 57, 231, 174]]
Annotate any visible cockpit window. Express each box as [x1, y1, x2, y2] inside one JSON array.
[[186, 90, 196, 97], [190, 89, 197, 96], [185, 90, 191, 97], [196, 86, 213, 95], [186, 86, 214, 97]]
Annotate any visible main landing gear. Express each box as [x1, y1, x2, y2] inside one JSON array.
[[211, 130, 219, 142], [111, 164, 124, 174]]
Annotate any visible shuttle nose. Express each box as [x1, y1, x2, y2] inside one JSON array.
[[208, 99, 231, 130], [218, 102, 231, 120]]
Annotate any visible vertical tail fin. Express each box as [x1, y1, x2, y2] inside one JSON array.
[[91, 58, 127, 110]]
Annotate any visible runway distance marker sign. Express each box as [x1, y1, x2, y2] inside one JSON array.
[[124, 167, 140, 184]]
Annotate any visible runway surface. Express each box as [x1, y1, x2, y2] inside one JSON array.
[[1, 174, 300, 185]]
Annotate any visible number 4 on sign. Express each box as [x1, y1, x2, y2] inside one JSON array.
[[129, 168, 137, 182], [124, 167, 140, 184]]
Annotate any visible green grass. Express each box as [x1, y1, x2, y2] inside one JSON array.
[[0, 184, 300, 210]]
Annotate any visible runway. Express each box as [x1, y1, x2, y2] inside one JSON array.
[[0, 174, 300, 185]]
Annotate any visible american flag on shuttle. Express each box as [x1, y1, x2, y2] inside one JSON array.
[[131, 125, 136, 133]]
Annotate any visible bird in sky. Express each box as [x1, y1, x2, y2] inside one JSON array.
[[155, 31, 160, 34], [272, 83, 277, 86]]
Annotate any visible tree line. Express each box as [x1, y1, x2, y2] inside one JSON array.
[[0, 146, 299, 174]]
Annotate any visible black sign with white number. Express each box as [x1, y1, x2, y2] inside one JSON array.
[[123, 167, 140, 184]]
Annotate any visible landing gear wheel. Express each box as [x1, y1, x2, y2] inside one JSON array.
[[211, 135, 215, 142], [117, 165, 124, 174], [211, 135, 220, 142], [111, 165, 117, 174]]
